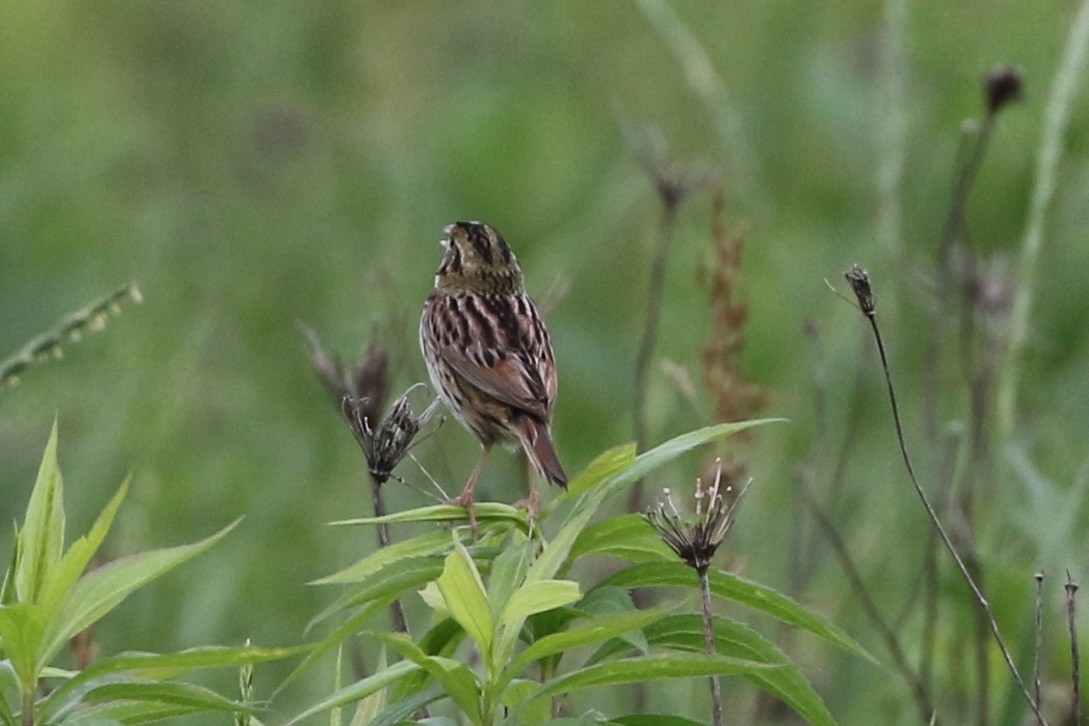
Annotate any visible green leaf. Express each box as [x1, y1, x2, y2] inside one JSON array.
[[595, 562, 875, 664], [82, 680, 247, 712], [39, 519, 240, 667], [499, 679, 551, 723], [569, 514, 675, 564], [331, 502, 529, 531], [366, 632, 481, 722], [612, 716, 704, 726], [435, 540, 492, 655], [503, 606, 674, 688], [368, 685, 444, 726], [284, 660, 419, 726], [499, 580, 580, 626], [15, 421, 66, 606], [520, 652, 780, 708], [38, 480, 129, 626], [307, 557, 444, 630], [310, 529, 468, 586], [574, 420, 785, 506], [486, 539, 532, 620], [0, 605, 43, 692], [563, 443, 637, 498], [591, 614, 836, 726], [275, 597, 395, 699], [42, 644, 303, 722]]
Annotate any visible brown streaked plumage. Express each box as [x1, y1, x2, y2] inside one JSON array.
[[420, 221, 567, 528]]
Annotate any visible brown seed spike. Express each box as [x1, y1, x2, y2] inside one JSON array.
[[984, 65, 1024, 115], [844, 264, 876, 315]]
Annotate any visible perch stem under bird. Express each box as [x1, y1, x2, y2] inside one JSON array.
[[420, 221, 568, 535]]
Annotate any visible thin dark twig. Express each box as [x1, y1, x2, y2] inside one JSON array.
[[1035, 571, 1045, 725], [802, 484, 936, 722], [843, 265, 1046, 725], [633, 199, 680, 455], [1067, 572, 1081, 725], [698, 565, 725, 726]]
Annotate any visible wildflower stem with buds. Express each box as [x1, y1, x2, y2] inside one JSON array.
[[643, 460, 750, 726]]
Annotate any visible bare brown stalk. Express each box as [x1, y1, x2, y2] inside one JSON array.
[[1035, 571, 1045, 725], [803, 483, 936, 722], [843, 265, 1046, 724], [698, 565, 725, 726], [1066, 573, 1081, 724]]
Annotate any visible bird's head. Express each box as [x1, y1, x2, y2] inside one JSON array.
[[433, 221, 525, 295]]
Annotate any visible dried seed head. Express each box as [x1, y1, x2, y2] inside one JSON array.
[[343, 385, 439, 485], [642, 460, 752, 571], [984, 66, 1024, 115], [844, 264, 875, 315]]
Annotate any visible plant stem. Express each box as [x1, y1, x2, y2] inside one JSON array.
[[371, 477, 409, 636], [1035, 572, 1045, 725], [1066, 573, 1081, 725], [803, 485, 936, 722], [630, 196, 681, 510], [844, 266, 1047, 724], [698, 565, 724, 726], [998, 0, 1089, 437]]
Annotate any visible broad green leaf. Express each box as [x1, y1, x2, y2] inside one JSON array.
[[366, 632, 481, 722], [612, 716, 704, 726], [82, 680, 247, 712], [38, 480, 129, 625], [388, 619, 465, 706], [499, 679, 550, 723], [0, 659, 17, 722], [573, 586, 649, 656], [275, 597, 394, 699], [311, 529, 468, 586], [503, 606, 674, 689], [368, 684, 444, 726], [486, 539, 532, 619], [331, 503, 529, 531], [40, 519, 240, 667], [569, 514, 675, 564], [521, 652, 780, 707], [348, 647, 386, 726], [42, 644, 304, 722], [16, 421, 66, 605], [435, 541, 492, 655], [587, 420, 785, 505], [0, 605, 42, 692], [284, 660, 419, 726], [535, 420, 784, 589], [595, 562, 875, 664], [307, 557, 444, 630], [590, 615, 836, 726], [62, 699, 209, 724], [562, 443, 637, 498], [499, 580, 580, 626]]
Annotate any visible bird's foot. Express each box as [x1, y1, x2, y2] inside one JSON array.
[[447, 491, 479, 538], [512, 489, 541, 525]]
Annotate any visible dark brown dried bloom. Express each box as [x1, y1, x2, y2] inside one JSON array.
[[984, 66, 1024, 115], [343, 385, 439, 485], [643, 459, 751, 571], [303, 326, 390, 424], [844, 264, 875, 315]]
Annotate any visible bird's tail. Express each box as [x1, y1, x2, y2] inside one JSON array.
[[515, 416, 568, 489]]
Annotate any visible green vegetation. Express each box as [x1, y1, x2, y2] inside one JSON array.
[[3, 2, 1089, 723]]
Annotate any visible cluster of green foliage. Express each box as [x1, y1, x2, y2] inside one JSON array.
[[1, 421, 872, 724]]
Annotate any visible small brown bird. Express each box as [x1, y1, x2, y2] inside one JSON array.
[[420, 221, 567, 528]]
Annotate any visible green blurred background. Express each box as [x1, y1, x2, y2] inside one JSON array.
[[2, 1, 1088, 722]]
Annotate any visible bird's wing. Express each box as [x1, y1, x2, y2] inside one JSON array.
[[426, 293, 555, 420]]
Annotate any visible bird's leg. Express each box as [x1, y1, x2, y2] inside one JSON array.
[[449, 444, 491, 536], [512, 467, 542, 523]]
